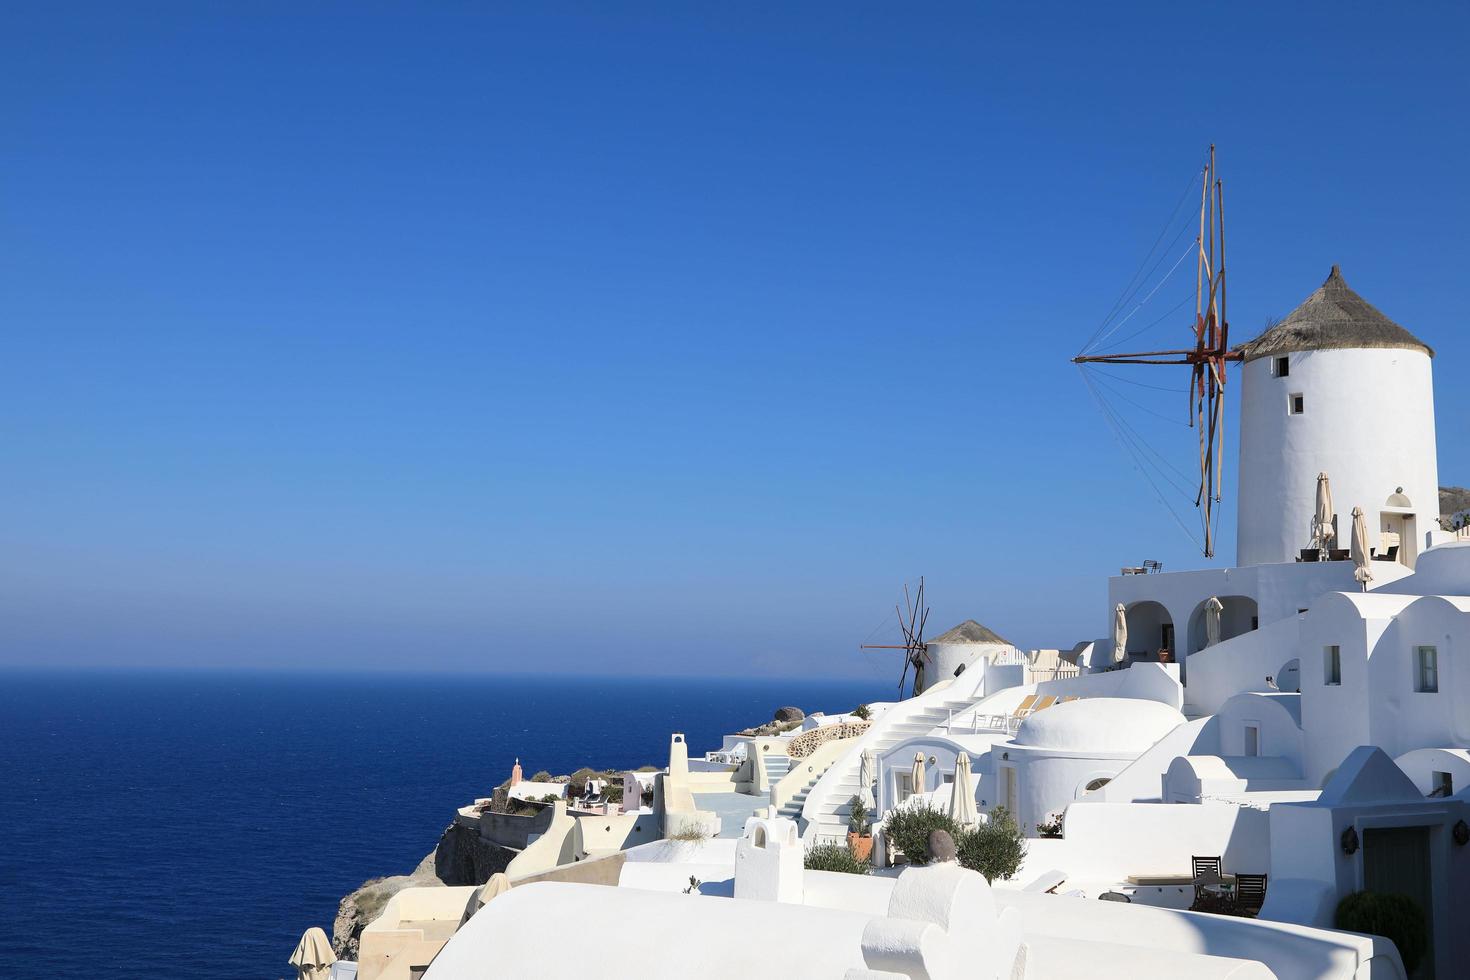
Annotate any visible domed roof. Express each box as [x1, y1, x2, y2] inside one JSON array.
[[928, 619, 1011, 646], [1236, 266, 1432, 362], [1014, 698, 1185, 753]]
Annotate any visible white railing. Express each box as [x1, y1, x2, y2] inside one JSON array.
[[989, 646, 1028, 666]]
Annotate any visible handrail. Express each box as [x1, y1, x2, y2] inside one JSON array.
[[769, 736, 859, 814]]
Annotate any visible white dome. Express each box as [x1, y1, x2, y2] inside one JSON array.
[[1014, 698, 1185, 753]]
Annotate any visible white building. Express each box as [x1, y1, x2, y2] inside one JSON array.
[[321, 266, 1466, 980]]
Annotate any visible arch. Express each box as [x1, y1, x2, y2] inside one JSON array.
[[1185, 595, 1260, 657], [1386, 490, 1413, 509], [1075, 774, 1114, 798], [752, 825, 767, 848], [1123, 601, 1174, 661]]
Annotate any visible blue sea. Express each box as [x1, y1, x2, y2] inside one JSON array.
[[0, 669, 885, 979]]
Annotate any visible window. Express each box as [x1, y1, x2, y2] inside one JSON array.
[[1325, 645, 1341, 685], [1430, 771, 1454, 798], [1244, 724, 1260, 757], [1274, 356, 1290, 377], [1415, 646, 1438, 692], [895, 772, 915, 804], [1289, 393, 1305, 415], [1084, 777, 1112, 793]]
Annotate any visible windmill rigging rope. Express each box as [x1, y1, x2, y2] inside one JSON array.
[[1088, 369, 1191, 427], [1081, 368, 1204, 551], [1088, 291, 1194, 357], [1081, 166, 1206, 353], [1082, 240, 1198, 355]]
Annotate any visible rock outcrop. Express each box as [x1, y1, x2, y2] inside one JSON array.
[[333, 822, 515, 959], [774, 706, 805, 723], [332, 850, 440, 960]]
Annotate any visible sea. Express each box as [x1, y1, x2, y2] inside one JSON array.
[[0, 669, 887, 979]]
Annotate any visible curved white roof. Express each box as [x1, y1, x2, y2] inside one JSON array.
[[1014, 698, 1184, 753]]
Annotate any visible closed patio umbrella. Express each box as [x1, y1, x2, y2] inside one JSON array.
[[460, 872, 511, 926], [1351, 507, 1373, 590], [910, 752, 927, 803], [1313, 472, 1336, 555], [1112, 603, 1128, 665], [1204, 596, 1224, 648], [948, 753, 979, 828], [288, 927, 335, 980], [858, 749, 877, 811]]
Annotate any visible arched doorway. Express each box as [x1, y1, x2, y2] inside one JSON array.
[[1186, 596, 1260, 656], [1124, 601, 1174, 662]]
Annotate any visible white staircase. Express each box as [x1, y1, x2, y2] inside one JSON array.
[[775, 762, 824, 821], [800, 674, 989, 842], [763, 752, 791, 790]]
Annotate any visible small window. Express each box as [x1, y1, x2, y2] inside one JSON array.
[[1274, 356, 1290, 377], [1430, 771, 1454, 798], [1289, 393, 1305, 415], [1415, 646, 1438, 692], [894, 771, 914, 803], [1084, 777, 1112, 793], [1325, 645, 1341, 685], [1244, 724, 1260, 757]]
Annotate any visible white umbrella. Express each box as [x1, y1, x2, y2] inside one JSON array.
[[1112, 603, 1128, 665], [289, 927, 336, 980], [948, 753, 979, 828], [1204, 596, 1224, 648], [1313, 472, 1336, 554], [858, 749, 877, 811], [910, 752, 927, 802], [1351, 507, 1373, 590]]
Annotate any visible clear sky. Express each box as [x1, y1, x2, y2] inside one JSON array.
[[3, 3, 1467, 679]]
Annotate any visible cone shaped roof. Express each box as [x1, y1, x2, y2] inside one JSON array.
[[1236, 265, 1431, 362]]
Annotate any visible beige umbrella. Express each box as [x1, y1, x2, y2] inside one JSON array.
[[910, 752, 927, 803], [288, 927, 335, 980], [948, 753, 979, 828], [1351, 507, 1373, 590], [858, 749, 877, 811], [1204, 596, 1224, 647], [1112, 603, 1128, 665], [1313, 472, 1336, 555], [460, 872, 511, 926]]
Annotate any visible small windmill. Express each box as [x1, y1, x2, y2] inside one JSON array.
[[861, 578, 931, 698]]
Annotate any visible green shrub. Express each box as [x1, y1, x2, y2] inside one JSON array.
[[848, 796, 870, 835], [957, 807, 1027, 883], [851, 703, 873, 720], [884, 801, 963, 865], [804, 843, 870, 875], [530, 770, 553, 782], [1036, 812, 1064, 838], [1334, 891, 1428, 975]]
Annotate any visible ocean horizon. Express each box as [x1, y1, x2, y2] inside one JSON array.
[[0, 667, 888, 978]]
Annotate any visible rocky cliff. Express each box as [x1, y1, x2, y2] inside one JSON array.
[[332, 822, 514, 959]]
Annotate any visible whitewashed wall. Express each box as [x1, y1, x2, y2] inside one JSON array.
[[1236, 347, 1438, 568]]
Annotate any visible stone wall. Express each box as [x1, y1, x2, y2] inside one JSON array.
[[787, 722, 870, 759]]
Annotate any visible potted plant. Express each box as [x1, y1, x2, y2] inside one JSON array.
[[1036, 812, 1064, 838], [847, 796, 873, 862]]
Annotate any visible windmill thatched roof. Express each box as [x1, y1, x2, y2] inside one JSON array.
[[1235, 266, 1432, 362], [929, 619, 1011, 646]]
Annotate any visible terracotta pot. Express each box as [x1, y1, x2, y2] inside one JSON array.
[[848, 832, 873, 862]]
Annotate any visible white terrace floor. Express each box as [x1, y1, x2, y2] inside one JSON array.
[[693, 791, 770, 838]]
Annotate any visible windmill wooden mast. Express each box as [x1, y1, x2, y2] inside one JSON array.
[[1073, 145, 1240, 557], [860, 577, 930, 698]]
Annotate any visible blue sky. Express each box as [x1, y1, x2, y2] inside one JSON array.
[[3, 3, 1467, 678]]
